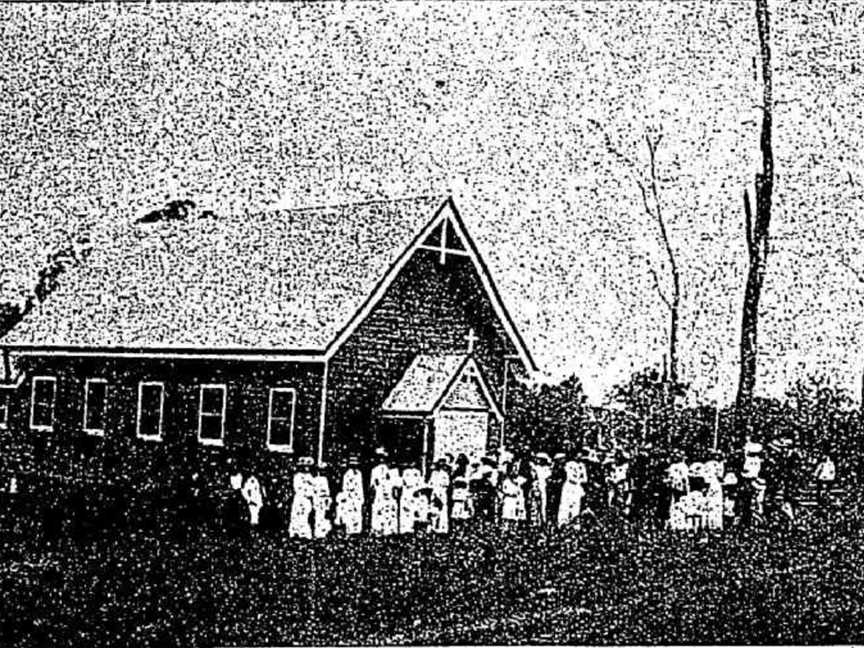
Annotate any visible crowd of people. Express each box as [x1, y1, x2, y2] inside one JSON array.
[[223, 437, 839, 540]]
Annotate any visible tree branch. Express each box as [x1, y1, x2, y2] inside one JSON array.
[[646, 261, 672, 310], [586, 118, 640, 181], [645, 133, 678, 286], [837, 253, 864, 286]]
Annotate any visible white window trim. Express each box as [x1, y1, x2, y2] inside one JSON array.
[[267, 387, 296, 453], [83, 378, 108, 436], [136, 381, 164, 442], [29, 376, 56, 431], [197, 383, 226, 447], [0, 390, 10, 429]]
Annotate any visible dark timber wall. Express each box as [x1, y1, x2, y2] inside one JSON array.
[[0, 354, 324, 491], [324, 247, 521, 464]]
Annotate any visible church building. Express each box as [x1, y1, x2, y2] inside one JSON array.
[[0, 196, 536, 485]]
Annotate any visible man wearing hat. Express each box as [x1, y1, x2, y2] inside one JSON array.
[[473, 456, 498, 523], [289, 457, 315, 539], [546, 452, 567, 525], [370, 448, 399, 536], [335, 455, 365, 536], [739, 440, 763, 527]]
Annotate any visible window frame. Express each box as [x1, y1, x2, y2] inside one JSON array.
[[29, 376, 57, 431], [82, 378, 108, 436], [0, 390, 10, 429], [136, 381, 165, 442], [266, 387, 296, 453], [197, 383, 226, 447]]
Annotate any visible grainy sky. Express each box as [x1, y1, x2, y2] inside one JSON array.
[[1, 2, 862, 405]]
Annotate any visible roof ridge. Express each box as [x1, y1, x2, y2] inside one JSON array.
[[268, 193, 443, 216]]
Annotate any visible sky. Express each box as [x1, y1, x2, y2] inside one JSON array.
[[1, 1, 863, 405]]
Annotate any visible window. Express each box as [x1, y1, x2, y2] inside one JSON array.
[[198, 384, 226, 446], [30, 376, 56, 430], [136, 382, 164, 441], [267, 388, 296, 451], [0, 391, 9, 428], [83, 379, 108, 435]]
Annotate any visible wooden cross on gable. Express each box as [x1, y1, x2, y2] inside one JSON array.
[[464, 327, 478, 354]]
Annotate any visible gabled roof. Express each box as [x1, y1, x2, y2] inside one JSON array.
[[2, 196, 440, 351], [381, 354, 502, 419], [2, 195, 536, 373]]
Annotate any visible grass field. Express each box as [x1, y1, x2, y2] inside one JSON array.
[[2, 499, 864, 647]]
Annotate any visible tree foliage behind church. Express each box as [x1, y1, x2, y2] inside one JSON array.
[[507, 375, 588, 454]]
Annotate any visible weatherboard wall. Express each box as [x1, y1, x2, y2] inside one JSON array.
[[0, 354, 324, 489], [324, 246, 521, 464]]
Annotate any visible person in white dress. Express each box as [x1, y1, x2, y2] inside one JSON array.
[[740, 440, 763, 526], [370, 448, 399, 536], [311, 466, 332, 539], [289, 457, 315, 539], [557, 455, 588, 528], [666, 451, 690, 531], [680, 474, 706, 533], [814, 451, 836, 507], [528, 452, 552, 528], [451, 476, 472, 526], [241, 473, 264, 527], [500, 463, 527, 530], [399, 466, 422, 534], [428, 459, 451, 534], [335, 455, 364, 535], [703, 451, 725, 531]]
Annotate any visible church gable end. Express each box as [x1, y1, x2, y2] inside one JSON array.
[[324, 198, 533, 463]]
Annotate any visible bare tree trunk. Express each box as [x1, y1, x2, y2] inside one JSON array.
[[736, 0, 773, 433], [645, 136, 681, 387]]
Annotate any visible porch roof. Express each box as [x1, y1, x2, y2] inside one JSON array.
[[381, 353, 502, 419]]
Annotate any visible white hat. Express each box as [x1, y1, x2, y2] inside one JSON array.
[[297, 456, 314, 467], [374, 447, 388, 458], [722, 473, 738, 486], [744, 441, 763, 455]]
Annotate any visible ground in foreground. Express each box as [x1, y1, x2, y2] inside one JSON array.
[[2, 503, 864, 646]]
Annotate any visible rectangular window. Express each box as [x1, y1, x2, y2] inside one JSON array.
[[83, 379, 108, 435], [0, 391, 9, 428], [267, 388, 296, 451], [198, 384, 226, 446], [136, 382, 164, 441], [30, 376, 56, 430]]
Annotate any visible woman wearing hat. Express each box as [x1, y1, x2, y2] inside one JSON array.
[[557, 454, 588, 528], [429, 459, 451, 534], [370, 448, 399, 536], [289, 457, 315, 539], [665, 450, 689, 531], [528, 452, 552, 529], [703, 451, 725, 531], [451, 474, 473, 528], [499, 462, 528, 531], [335, 455, 364, 536], [311, 464, 333, 540], [399, 465, 422, 534]]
